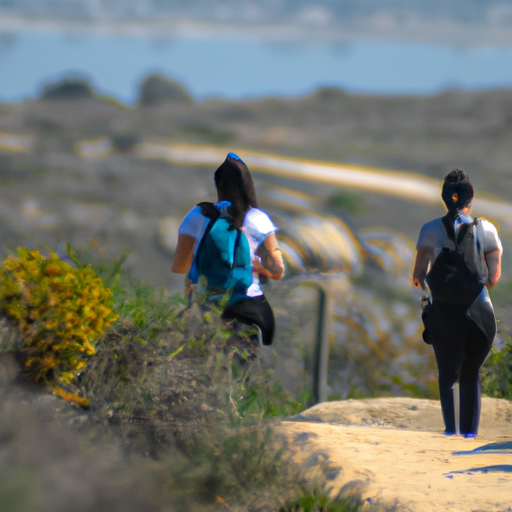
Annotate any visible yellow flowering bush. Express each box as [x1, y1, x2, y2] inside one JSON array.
[[0, 247, 117, 384]]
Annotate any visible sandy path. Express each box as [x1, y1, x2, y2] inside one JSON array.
[[278, 398, 512, 511]]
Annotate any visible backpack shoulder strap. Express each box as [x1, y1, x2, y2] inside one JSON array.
[[441, 214, 457, 245], [474, 217, 484, 251], [474, 218, 488, 281], [232, 228, 245, 268], [441, 214, 480, 248], [455, 215, 477, 243], [194, 203, 221, 264]]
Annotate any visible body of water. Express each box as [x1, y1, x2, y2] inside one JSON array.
[[2, 30, 512, 103]]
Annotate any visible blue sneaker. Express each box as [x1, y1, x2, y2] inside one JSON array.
[[464, 433, 476, 439], [444, 431, 457, 436]]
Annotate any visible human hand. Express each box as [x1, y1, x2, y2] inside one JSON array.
[[184, 279, 196, 298]]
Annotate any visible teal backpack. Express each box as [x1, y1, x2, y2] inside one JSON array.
[[191, 203, 253, 306]]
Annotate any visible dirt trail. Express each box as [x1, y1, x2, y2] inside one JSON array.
[[135, 142, 512, 227], [278, 398, 512, 511]]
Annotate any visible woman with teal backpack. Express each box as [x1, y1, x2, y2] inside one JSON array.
[[171, 152, 285, 346]]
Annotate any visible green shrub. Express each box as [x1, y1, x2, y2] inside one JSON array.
[[482, 334, 512, 399], [139, 73, 193, 105], [284, 489, 363, 512], [327, 191, 365, 213], [41, 77, 95, 100]]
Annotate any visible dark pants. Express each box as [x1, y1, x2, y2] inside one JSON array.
[[222, 295, 275, 346], [430, 301, 493, 435]]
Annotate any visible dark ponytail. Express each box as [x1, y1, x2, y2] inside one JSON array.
[[441, 169, 474, 221], [214, 153, 258, 230]]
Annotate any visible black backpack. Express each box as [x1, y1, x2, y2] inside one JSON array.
[[426, 215, 488, 304]]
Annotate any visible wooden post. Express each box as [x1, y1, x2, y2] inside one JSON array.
[[300, 276, 333, 405]]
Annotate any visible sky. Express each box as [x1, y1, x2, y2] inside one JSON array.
[[2, 28, 512, 104]]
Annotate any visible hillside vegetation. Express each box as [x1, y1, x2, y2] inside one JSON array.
[[0, 245, 404, 511], [1, 79, 512, 509], [0, 241, 510, 511]]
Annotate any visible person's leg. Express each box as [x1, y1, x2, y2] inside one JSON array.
[[459, 324, 494, 436], [431, 303, 468, 434], [222, 295, 275, 346], [433, 343, 462, 433]]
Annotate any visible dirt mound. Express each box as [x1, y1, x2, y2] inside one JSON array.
[[289, 396, 512, 439]]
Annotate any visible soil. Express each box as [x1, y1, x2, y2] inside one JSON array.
[[280, 397, 512, 512]]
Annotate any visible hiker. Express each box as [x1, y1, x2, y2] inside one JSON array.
[[411, 169, 502, 438], [171, 152, 285, 346]]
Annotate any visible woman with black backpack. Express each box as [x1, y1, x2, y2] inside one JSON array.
[[171, 152, 285, 347], [412, 169, 502, 438]]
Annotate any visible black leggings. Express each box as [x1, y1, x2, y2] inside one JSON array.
[[222, 295, 275, 346], [430, 302, 493, 435]]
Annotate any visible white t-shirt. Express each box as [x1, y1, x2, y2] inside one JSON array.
[[178, 205, 277, 297], [416, 216, 502, 257]]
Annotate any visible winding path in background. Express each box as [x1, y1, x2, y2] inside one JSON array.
[[135, 141, 512, 228], [4, 131, 512, 226]]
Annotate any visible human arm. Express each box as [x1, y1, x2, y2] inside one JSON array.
[[243, 208, 285, 280], [171, 234, 198, 298], [171, 205, 208, 275], [411, 246, 434, 289], [485, 248, 502, 288], [254, 233, 285, 280], [171, 234, 196, 274], [481, 220, 503, 289]]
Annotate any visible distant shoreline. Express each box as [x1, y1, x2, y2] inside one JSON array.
[[2, 14, 512, 47]]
